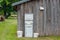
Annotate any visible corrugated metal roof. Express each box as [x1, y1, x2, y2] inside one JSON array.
[[12, 0, 30, 6]]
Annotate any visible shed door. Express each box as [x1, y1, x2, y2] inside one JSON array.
[[25, 14, 33, 37]]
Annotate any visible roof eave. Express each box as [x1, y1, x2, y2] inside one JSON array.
[[12, 0, 30, 6]]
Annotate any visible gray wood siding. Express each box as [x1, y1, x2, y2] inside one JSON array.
[[43, 0, 60, 35], [17, 0, 60, 36]]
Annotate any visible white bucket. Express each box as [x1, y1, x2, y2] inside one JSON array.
[[34, 33, 39, 37], [17, 31, 23, 38]]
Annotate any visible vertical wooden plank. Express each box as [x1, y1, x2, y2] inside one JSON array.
[[57, 0, 60, 35], [53, 0, 58, 35], [22, 3, 25, 36], [32, 1, 38, 33], [17, 5, 24, 31], [46, 0, 49, 35], [50, 0, 55, 35], [17, 6, 21, 31], [48, 0, 52, 35], [19, 4, 24, 31], [28, 2, 33, 13], [56, 0, 59, 35], [24, 3, 28, 13], [46, 0, 51, 35], [43, 0, 47, 35], [39, 0, 44, 36], [36, 0, 39, 33]]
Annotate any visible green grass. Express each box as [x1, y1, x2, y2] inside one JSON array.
[[0, 18, 17, 40], [17, 36, 60, 40], [0, 17, 60, 40]]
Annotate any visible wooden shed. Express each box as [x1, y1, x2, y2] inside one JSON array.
[[12, 0, 60, 37]]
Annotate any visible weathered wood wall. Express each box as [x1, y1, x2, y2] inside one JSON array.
[[17, 0, 60, 36], [43, 0, 60, 36]]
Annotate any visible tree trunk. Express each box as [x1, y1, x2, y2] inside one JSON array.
[[4, 11, 7, 19], [4, 11, 11, 19], [6, 12, 11, 18]]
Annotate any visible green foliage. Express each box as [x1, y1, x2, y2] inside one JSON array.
[[7, 0, 21, 3], [0, 0, 14, 12], [0, 10, 3, 15], [0, 0, 21, 18], [0, 0, 21, 12]]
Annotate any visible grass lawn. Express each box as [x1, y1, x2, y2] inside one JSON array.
[[0, 17, 17, 40], [0, 17, 60, 40]]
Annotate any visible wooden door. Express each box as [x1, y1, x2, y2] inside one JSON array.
[[24, 13, 33, 37]]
